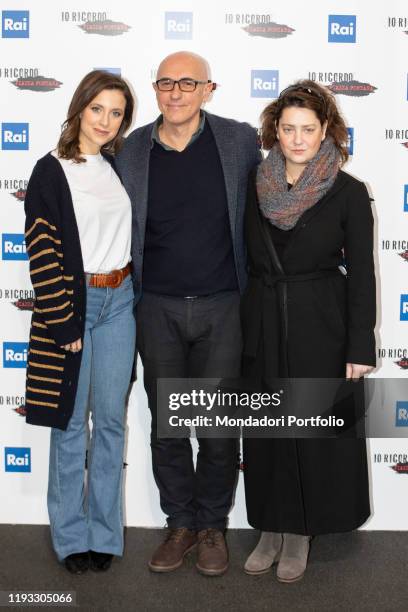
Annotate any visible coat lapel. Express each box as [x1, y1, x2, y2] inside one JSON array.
[[298, 171, 347, 225], [206, 113, 238, 238], [283, 171, 348, 255]]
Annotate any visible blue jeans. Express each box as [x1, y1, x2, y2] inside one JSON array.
[[47, 275, 135, 561]]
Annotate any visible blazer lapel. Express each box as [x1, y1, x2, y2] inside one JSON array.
[[121, 124, 152, 247], [206, 113, 238, 238]]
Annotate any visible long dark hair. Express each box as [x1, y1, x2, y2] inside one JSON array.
[[57, 70, 134, 163], [261, 79, 349, 165]]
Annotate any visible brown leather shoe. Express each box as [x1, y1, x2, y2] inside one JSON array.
[[148, 528, 197, 573], [196, 528, 228, 576]]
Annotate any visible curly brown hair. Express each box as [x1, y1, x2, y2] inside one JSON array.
[[261, 79, 349, 164], [57, 70, 134, 163]]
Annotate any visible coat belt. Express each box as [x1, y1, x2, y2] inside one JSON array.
[[251, 268, 341, 287], [242, 268, 342, 359]]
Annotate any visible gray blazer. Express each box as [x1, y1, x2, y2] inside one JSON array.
[[115, 111, 262, 298]]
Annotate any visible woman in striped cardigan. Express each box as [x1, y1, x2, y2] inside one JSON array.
[[24, 70, 136, 574]]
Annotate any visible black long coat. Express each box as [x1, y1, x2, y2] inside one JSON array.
[[241, 169, 376, 535]]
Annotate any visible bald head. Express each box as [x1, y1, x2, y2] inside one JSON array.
[[156, 51, 211, 81], [153, 51, 213, 134]]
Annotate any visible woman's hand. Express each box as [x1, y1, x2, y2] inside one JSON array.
[[346, 363, 373, 380], [61, 338, 82, 353]]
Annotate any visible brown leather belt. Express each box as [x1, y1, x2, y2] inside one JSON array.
[[86, 262, 132, 288]]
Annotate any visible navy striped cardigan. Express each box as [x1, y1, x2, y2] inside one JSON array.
[[24, 152, 115, 430]]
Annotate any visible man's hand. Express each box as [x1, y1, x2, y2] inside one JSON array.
[[346, 363, 373, 380]]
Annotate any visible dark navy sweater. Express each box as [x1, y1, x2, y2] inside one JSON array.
[[143, 120, 237, 296]]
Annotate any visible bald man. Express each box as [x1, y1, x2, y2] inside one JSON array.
[[116, 52, 261, 576]]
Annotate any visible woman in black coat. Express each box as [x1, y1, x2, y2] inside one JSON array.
[[241, 80, 376, 582]]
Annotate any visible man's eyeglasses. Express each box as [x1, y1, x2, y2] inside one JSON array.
[[155, 78, 214, 92]]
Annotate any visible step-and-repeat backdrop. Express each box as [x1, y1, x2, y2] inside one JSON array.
[[1, 1, 407, 528]]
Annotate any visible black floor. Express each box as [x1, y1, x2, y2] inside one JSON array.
[[0, 526, 407, 611]]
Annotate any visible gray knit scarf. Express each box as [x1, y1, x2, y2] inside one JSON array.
[[256, 136, 341, 230]]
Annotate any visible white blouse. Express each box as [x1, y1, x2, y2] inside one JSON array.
[[53, 151, 131, 273]]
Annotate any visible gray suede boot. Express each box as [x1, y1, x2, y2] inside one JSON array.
[[276, 533, 311, 583], [244, 532, 283, 575]]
